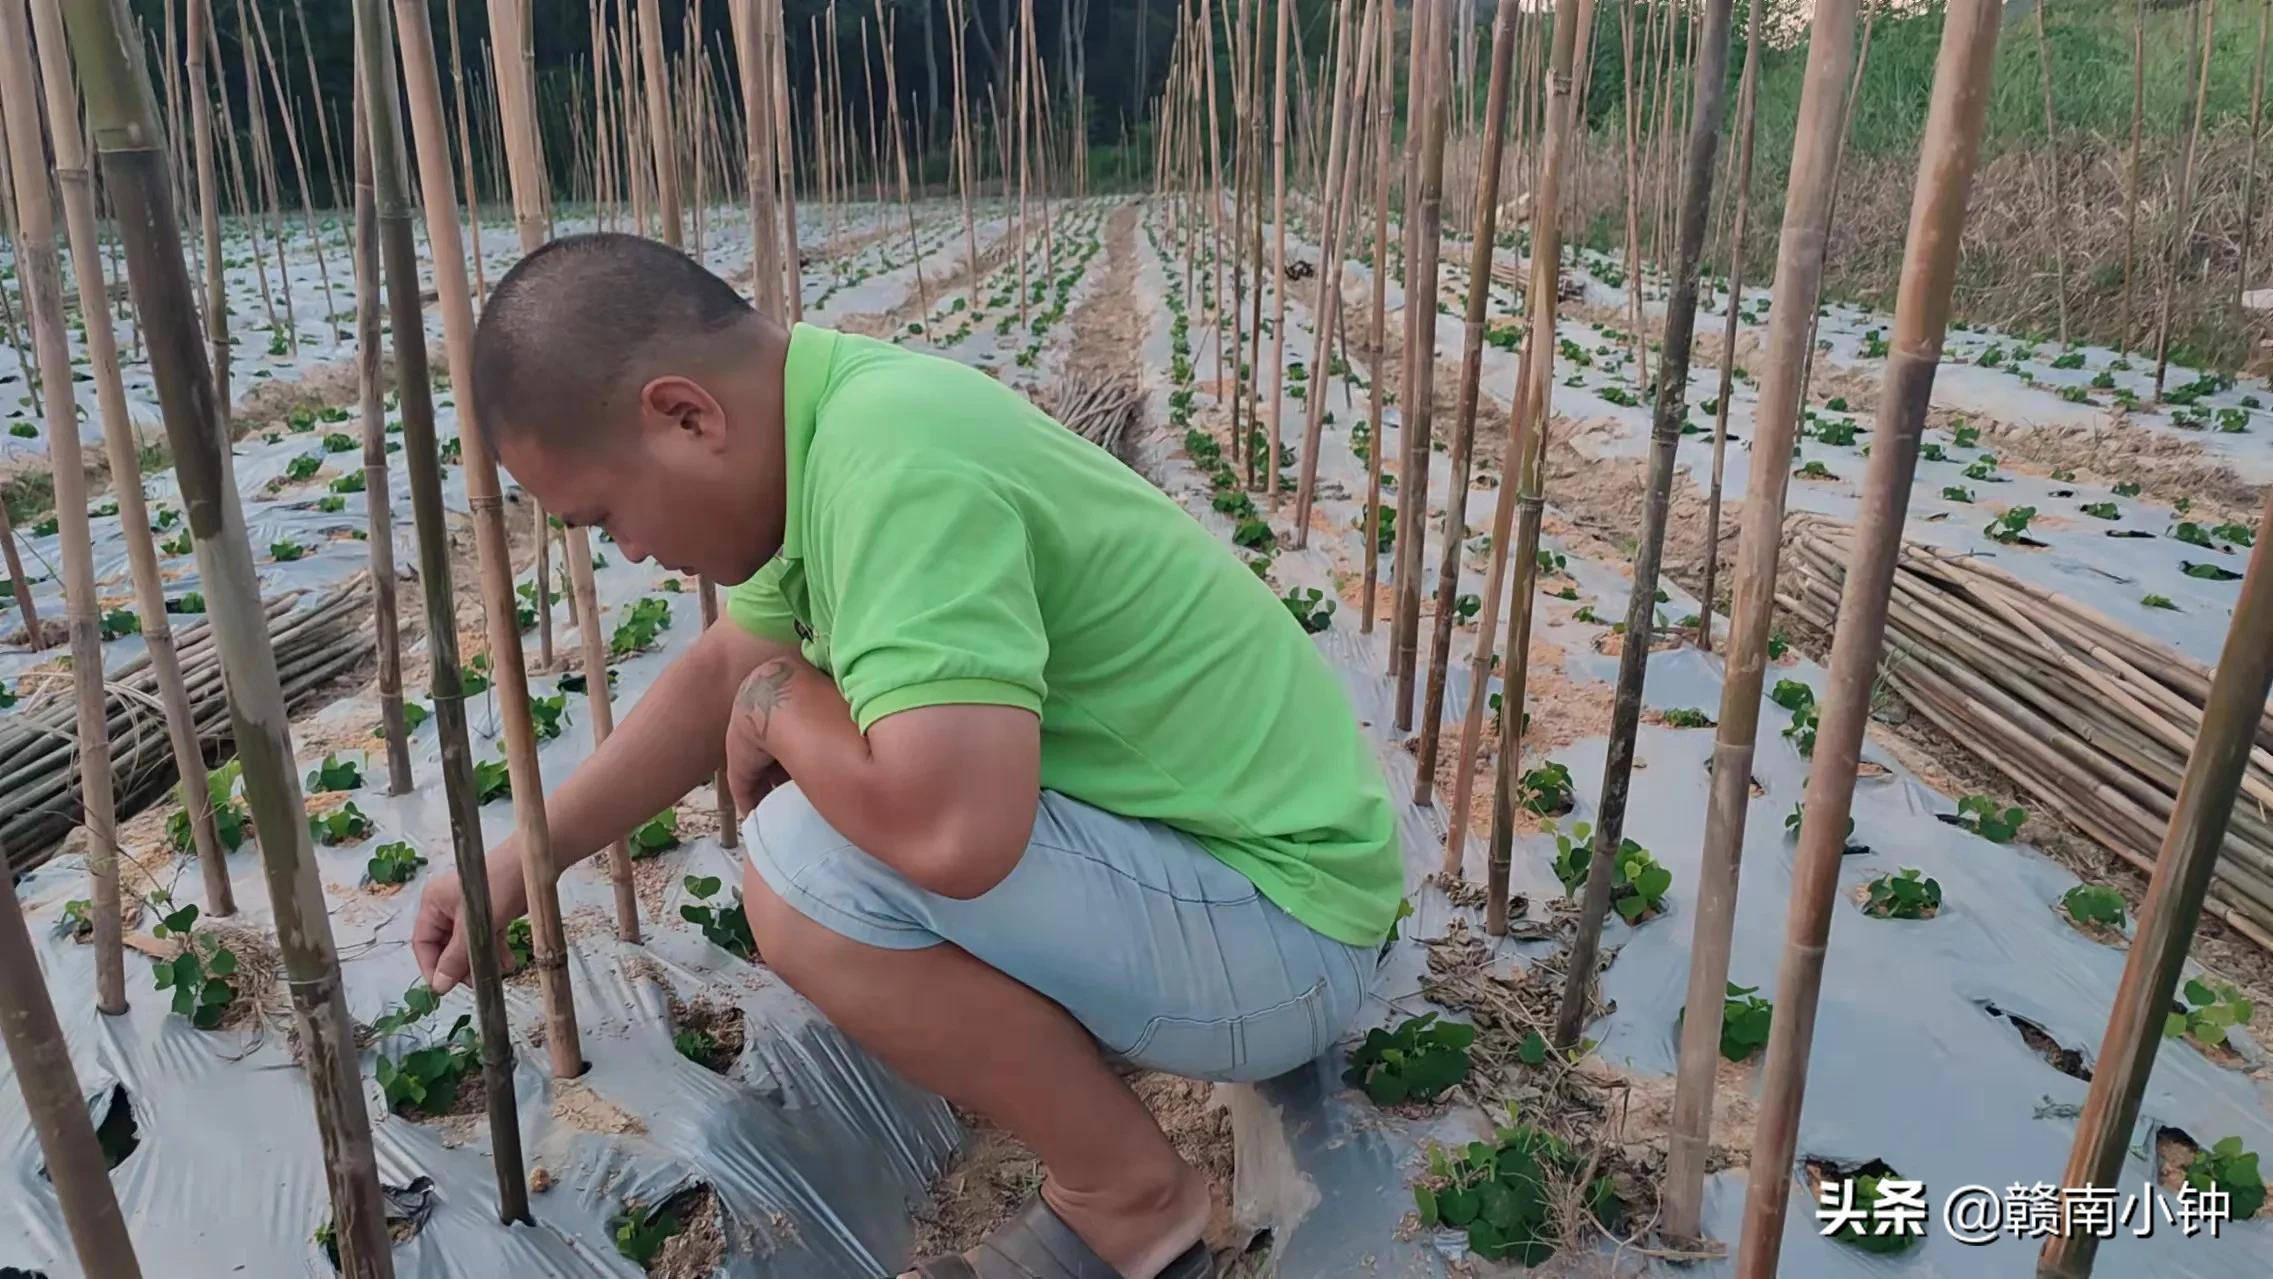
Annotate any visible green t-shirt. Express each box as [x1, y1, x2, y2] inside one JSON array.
[[726, 325, 1401, 946]]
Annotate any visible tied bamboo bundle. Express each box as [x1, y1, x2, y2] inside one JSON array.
[[1777, 512, 2273, 953], [1039, 374, 1142, 464], [0, 580, 375, 873]]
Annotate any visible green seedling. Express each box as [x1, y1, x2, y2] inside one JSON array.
[[2185, 1139, 2267, 1219], [1517, 761, 1574, 816], [528, 692, 568, 742], [2174, 521, 2217, 548], [630, 809, 681, 858], [99, 608, 140, 641], [149, 898, 238, 1029], [400, 701, 430, 731], [366, 841, 426, 886], [1412, 1103, 1612, 1265], [1280, 586, 1335, 634], [2081, 502, 2119, 521], [473, 759, 511, 804], [284, 453, 322, 482], [1824, 1172, 1921, 1254], [1862, 867, 1943, 920], [1963, 457, 2001, 482], [1548, 820, 1672, 922], [168, 758, 248, 855], [1767, 630, 1790, 660], [1720, 983, 1773, 1063], [1660, 707, 1714, 728], [270, 538, 307, 562], [368, 982, 441, 1039], [2050, 351, 2085, 370], [1343, 1012, 1474, 1106], [314, 495, 346, 514], [1984, 506, 2037, 544], [2112, 480, 2142, 497], [682, 875, 756, 960], [1785, 801, 1855, 844], [505, 917, 533, 968], [2165, 978, 2255, 1053], [610, 595, 675, 656], [2060, 884, 2126, 932], [160, 531, 194, 556], [1954, 794, 2027, 842], [308, 802, 374, 847], [1942, 485, 1976, 503], [375, 1014, 479, 1117], [674, 1028, 719, 1064], [2183, 561, 2244, 582], [2213, 522, 2256, 547], [2142, 594, 2179, 611], [1233, 518, 1278, 553], [305, 754, 362, 793], [610, 1198, 690, 1268], [1793, 460, 1835, 480], [1453, 593, 1482, 622], [1952, 424, 1982, 449], [321, 432, 356, 454], [1782, 703, 1819, 756], [1769, 679, 1814, 712], [328, 470, 365, 495]]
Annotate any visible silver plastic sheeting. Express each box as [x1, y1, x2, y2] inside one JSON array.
[[1133, 205, 2273, 1275]]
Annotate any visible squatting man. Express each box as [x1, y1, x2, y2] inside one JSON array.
[[410, 233, 1404, 1279]]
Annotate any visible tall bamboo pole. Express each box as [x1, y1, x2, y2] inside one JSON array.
[[2154, 0, 2216, 399], [0, 1, 125, 1013], [2031, 0, 2070, 346], [2039, 531, 2273, 1279], [391, 0, 586, 1081], [2240, 0, 2271, 304], [947, 0, 978, 305], [1392, 0, 1451, 732], [234, 0, 298, 355], [1416, 0, 1517, 821], [61, 0, 397, 1266], [1484, 0, 1582, 935], [353, 5, 530, 1220], [183, 0, 229, 458], [1694, 0, 1761, 659], [0, 863, 143, 1278], [1735, 2, 2004, 1268], [246, 0, 336, 331], [1293, 0, 1376, 548], [288, 0, 342, 210], [1660, 0, 1852, 1243], [1226, 0, 1254, 475], [29, 0, 233, 915], [1264, 0, 1294, 507], [738, 0, 786, 316], [767, 0, 800, 318], [1556, 0, 1735, 1047], [1359, 0, 1393, 636], [875, 0, 932, 323], [1793, 4, 1872, 415], [447, 0, 487, 300], [2116, 0, 2146, 351], [350, 91, 412, 798], [638, 0, 683, 247]]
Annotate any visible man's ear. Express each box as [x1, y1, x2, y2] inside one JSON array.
[[639, 374, 729, 450]]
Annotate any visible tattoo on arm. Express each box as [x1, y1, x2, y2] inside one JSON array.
[[736, 660, 795, 739]]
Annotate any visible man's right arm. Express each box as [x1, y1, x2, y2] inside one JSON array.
[[413, 617, 792, 992]]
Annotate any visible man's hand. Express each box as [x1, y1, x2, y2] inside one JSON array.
[[726, 657, 800, 812], [411, 842, 534, 995]]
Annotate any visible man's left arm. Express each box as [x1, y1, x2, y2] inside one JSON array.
[[727, 659, 1038, 899], [725, 462, 1049, 899]]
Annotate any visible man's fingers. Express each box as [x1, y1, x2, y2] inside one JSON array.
[[435, 928, 470, 996], [410, 878, 455, 986]]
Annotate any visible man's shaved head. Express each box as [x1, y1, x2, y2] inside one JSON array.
[[471, 232, 755, 451]]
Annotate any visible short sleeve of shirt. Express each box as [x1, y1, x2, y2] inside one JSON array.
[[723, 557, 801, 646], [812, 462, 1048, 732]]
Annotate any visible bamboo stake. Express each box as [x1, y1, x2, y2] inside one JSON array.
[[1695, 0, 1762, 657], [1416, 0, 1517, 821], [349, 93, 411, 799], [1225, 0, 1254, 475], [0, 863, 143, 1277], [1557, 0, 1736, 1048], [29, 0, 233, 915], [234, 0, 297, 356], [352, 8, 529, 1220], [391, 0, 586, 1082], [1392, 0, 1451, 731], [1618, 0, 1647, 390], [768, 0, 801, 318], [60, 0, 395, 1266], [1359, 0, 1393, 636], [447, 0, 487, 300], [1200, 0, 1229, 412], [1485, 0, 1582, 936], [2242, 0, 2271, 304], [2031, 0, 2070, 346], [207, 4, 276, 336], [639, 0, 683, 247], [738, 0, 786, 316], [1294, 0, 1377, 546], [2154, 0, 2217, 399], [1260, 0, 1314, 517], [246, 0, 337, 330], [1665, 0, 1854, 1219], [1735, 1, 2004, 1266], [0, 2, 125, 1012], [288, 0, 342, 210], [0, 67, 38, 644], [183, 0, 229, 452], [875, 0, 932, 324], [2116, 0, 2146, 352]]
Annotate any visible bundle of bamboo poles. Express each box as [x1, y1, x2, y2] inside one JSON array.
[[1040, 373, 1142, 462], [0, 579, 373, 872], [1777, 512, 2273, 953]]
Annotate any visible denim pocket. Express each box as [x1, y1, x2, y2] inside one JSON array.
[[1121, 976, 1333, 1084]]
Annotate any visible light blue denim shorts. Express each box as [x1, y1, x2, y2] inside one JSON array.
[[743, 784, 1378, 1083]]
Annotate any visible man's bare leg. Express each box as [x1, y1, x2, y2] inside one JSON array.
[[742, 867, 1211, 1278]]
